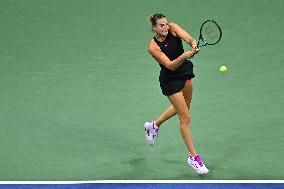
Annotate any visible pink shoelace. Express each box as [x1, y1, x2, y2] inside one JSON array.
[[192, 155, 204, 167], [152, 122, 159, 137]]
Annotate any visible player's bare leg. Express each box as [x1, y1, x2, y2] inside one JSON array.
[[155, 80, 192, 127]]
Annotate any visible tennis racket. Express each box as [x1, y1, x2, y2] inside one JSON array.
[[196, 20, 222, 48]]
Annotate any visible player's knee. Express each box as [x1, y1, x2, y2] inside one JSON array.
[[179, 112, 190, 125]]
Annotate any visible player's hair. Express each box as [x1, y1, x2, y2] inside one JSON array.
[[149, 13, 166, 31]]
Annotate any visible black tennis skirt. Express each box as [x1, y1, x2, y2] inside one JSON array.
[[159, 60, 195, 96], [159, 76, 195, 96]]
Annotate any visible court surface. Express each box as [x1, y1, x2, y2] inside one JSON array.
[[0, 0, 284, 180]]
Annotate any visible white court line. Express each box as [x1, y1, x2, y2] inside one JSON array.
[[0, 180, 283, 184]]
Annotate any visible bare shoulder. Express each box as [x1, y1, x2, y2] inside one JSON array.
[[169, 22, 183, 36], [148, 39, 159, 53], [169, 22, 179, 28], [169, 22, 183, 32]]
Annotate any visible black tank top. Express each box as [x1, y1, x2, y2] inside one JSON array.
[[153, 32, 194, 80]]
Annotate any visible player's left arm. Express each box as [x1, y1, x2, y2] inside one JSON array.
[[169, 22, 199, 54]]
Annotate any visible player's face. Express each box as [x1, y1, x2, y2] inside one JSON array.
[[154, 18, 169, 36]]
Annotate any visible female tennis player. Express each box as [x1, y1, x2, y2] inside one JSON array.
[[144, 14, 209, 174]]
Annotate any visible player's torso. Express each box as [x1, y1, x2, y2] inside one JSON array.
[[154, 33, 193, 80], [154, 32, 184, 61]]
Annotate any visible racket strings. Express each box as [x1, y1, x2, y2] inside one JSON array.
[[201, 22, 221, 45]]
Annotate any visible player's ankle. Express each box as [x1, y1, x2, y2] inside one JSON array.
[[189, 153, 198, 158], [154, 120, 161, 127]]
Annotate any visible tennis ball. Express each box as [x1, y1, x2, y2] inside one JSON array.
[[219, 65, 228, 73]]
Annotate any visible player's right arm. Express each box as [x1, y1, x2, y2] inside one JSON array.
[[148, 39, 193, 71]]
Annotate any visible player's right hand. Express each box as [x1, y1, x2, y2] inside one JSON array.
[[184, 51, 194, 59]]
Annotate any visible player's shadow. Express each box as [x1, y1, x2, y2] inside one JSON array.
[[128, 157, 147, 167]]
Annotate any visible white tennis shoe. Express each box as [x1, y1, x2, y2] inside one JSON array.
[[144, 121, 159, 146], [187, 155, 209, 174]]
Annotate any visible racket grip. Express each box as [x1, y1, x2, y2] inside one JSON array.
[[196, 41, 200, 48]]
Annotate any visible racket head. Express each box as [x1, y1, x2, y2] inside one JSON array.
[[198, 20, 222, 47]]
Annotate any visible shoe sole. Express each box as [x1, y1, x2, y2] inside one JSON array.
[[188, 161, 209, 175]]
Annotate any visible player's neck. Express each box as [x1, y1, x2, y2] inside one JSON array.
[[155, 33, 167, 42]]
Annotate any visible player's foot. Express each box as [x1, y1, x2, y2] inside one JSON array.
[[144, 121, 159, 146], [187, 155, 209, 174]]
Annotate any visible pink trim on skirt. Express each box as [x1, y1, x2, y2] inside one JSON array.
[[185, 79, 192, 85]]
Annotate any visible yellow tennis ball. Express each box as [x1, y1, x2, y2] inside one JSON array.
[[219, 65, 228, 73]]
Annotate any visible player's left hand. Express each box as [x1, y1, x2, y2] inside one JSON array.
[[192, 46, 200, 55]]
